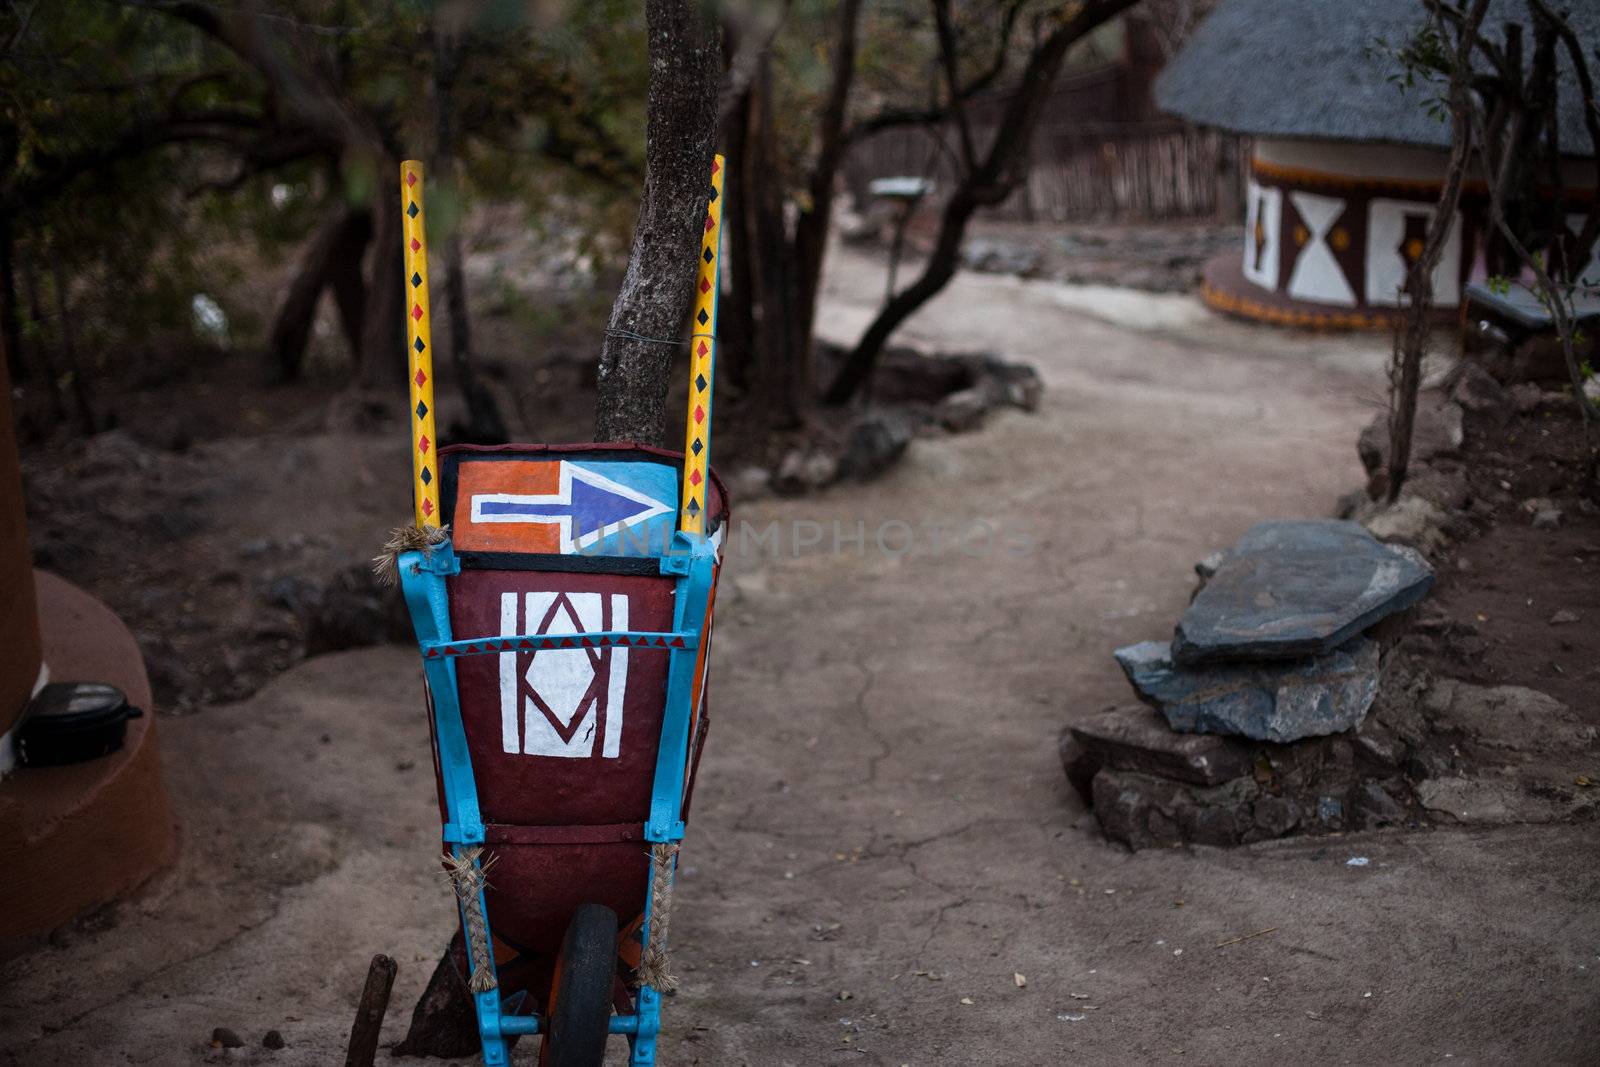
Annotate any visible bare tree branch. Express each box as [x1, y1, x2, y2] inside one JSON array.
[[932, 0, 977, 170], [1529, 0, 1600, 276], [717, 0, 789, 127], [846, 0, 1025, 143], [1386, 0, 1488, 503], [825, 0, 1141, 404]]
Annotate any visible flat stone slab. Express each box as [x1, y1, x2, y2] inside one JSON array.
[[1115, 637, 1381, 742], [1173, 520, 1433, 664], [1064, 705, 1253, 787]]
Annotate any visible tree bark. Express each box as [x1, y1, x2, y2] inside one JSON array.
[[823, 0, 1140, 405], [594, 0, 720, 446]]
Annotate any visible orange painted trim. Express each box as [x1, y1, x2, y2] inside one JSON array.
[[1200, 279, 1400, 331], [1249, 156, 1596, 203], [616, 912, 644, 970], [1250, 156, 1451, 196]]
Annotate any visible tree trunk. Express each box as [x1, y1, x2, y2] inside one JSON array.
[[438, 229, 509, 442], [1386, 0, 1489, 502], [746, 52, 804, 429], [593, 0, 720, 446], [790, 0, 863, 375], [718, 48, 756, 397], [433, 17, 509, 444], [358, 168, 405, 391], [19, 260, 66, 425], [823, 189, 979, 404], [823, 0, 1140, 405], [268, 205, 373, 381], [49, 260, 96, 434], [327, 221, 368, 361], [723, 0, 851, 433]]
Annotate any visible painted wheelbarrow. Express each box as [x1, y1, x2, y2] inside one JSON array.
[[388, 157, 727, 1066]]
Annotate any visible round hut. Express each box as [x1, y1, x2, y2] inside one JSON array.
[[1155, 0, 1598, 328]]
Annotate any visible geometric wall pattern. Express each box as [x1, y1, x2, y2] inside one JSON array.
[[1242, 179, 1282, 289], [1227, 163, 1472, 324], [1364, 197, 1461, 307], [1286, 190, 1358, 306]]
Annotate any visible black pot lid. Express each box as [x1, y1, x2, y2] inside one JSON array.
[[24, 682, 141, 733]]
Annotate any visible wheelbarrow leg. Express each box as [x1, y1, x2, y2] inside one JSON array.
[[628, 986, 661, 1066], [475, 988, 510, 1066]]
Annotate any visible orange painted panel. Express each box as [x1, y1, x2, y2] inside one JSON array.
[[452, 460, 562, 553]]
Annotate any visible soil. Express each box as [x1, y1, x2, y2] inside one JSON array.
[[1413, 396, 1600, 716], [3, 242, 1597, 1065]]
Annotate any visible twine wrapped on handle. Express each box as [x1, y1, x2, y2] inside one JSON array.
[[373, 523, 449, 587], [635, 843, 680, 993], [443, 847, 498, 994]]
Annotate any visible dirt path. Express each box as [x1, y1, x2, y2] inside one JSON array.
[[4, 248, 1596, 1065]]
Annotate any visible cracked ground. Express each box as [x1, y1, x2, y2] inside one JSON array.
[[3, 247, 1597, 1064]]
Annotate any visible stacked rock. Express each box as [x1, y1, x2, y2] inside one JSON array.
[[1063, 520, 1434, 849]]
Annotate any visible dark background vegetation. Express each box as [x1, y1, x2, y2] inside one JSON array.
[[2, 0, 1204, 457]]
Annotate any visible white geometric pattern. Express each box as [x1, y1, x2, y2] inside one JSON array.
[[1243, 180, 1282, 289], [1365, 198, 1461, 307], [1287, 191, 1356, 306], [497, 591, 629, 758]]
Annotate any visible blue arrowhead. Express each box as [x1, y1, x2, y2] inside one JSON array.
[[569, 471, 656, 537]]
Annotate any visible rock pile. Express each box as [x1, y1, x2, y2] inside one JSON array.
[[739, 343, 1044, 498], [1342, 338, 1597, 558], [1063, 519, 1438, 849]]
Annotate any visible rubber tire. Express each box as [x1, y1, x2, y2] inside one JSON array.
[[543, 904, 618, 1067]]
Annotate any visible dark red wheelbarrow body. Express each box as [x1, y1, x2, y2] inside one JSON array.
[[427, 443, 727, 964]]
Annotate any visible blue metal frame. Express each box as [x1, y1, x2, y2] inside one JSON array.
[[398, 527, 719, 1067]]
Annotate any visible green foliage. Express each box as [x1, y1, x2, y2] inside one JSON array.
[[0, 0, 654, 373], [1369, 25, 1451, 122]]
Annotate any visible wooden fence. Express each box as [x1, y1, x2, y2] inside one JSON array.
[[846, 118, 1247, 224]]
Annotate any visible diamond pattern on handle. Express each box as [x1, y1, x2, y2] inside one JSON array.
[[402, 162, 439, 529], [680, 154, 725, 534]]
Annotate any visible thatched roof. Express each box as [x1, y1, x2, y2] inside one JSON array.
[[1155, 0, 1599, 154]]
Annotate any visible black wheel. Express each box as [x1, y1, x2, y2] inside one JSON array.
[[541, 904, 618, 1067]]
